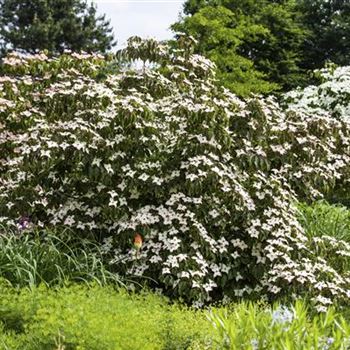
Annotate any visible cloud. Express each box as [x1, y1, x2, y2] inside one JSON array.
[[95, 0, 184, 48]]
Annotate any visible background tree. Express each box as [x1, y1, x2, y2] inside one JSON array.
[[172, 5, 279, 96], [0, 0, 115, 55], [236, 0, 308, 90], [172, 0, 308, 96], [297, 0, 350, 71]]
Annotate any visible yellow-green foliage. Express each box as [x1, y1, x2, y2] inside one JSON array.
[[1, 283, 350, 349], [0, 282, 214, 350], [209, 301, 350, 350]]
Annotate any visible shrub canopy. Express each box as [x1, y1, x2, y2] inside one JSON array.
[[285, 64, 350, 202], [285, 64, 350, 121], [0, 37, 350, 308]]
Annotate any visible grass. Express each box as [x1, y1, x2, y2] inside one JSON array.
[[0, 228, 122, 288], [297, 201, 350, 242], [297, 201, 350, 274]]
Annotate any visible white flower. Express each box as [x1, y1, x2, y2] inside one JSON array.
[[92, 158, 102, 167], [109, 198, 118, 207], [315, 295, 332, 305], [209, 209, 219, 218], [104, 164, 114, 174], [64, 216, 75, 226], [186, 173, 198, 181], [108, 190, 118, 198], [40, 150, 51, 158], [138, 173, 149, 181]]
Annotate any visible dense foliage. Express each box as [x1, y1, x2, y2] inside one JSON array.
[[297, 0, 350, 72], [0, 283, 214, 349], [174, 0, 350, 96], [172, 0, 307, 96], [0, 0, 115, 55], [1, 37, 350, 308], [1, 283, 350, 349], [284, 64, 350, 202]]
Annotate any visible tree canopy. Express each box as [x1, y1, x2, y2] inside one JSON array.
[[174, 0, 350, 96], [0, 0, 115, 55], [297, 0, 350, 71], [172, 0, 307, 96]]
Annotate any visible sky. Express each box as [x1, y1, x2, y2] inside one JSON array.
[[93, 0, 186, 49]]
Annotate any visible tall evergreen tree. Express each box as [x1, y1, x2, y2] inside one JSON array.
[[0, 0, 115, 55], [236, 0, 308, 90]]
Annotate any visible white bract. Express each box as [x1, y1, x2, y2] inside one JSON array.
[[285, 65, 350, 122]]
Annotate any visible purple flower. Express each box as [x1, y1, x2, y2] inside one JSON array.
[[18, 216, 30, 230]]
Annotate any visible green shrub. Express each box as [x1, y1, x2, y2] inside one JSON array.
[[1, 284, 350, 350], [0, 229, 122, 287], [1, 37, 350, 306], [0, 283, 214, 350]]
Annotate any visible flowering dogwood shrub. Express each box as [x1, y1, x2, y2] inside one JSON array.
[[285, 65, 350, 121], [1, 37, 350, 307], [284, 65, 350, 200]]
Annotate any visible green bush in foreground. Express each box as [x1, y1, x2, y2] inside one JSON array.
[[1, 284, 350, 350], [0, 283, 214, 350], [209, 301, 350, 350]]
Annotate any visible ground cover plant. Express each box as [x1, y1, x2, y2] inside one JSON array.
[[0, 283, 214, 350], [0, 283, 350, 350], [1, 36, 350, 310]]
